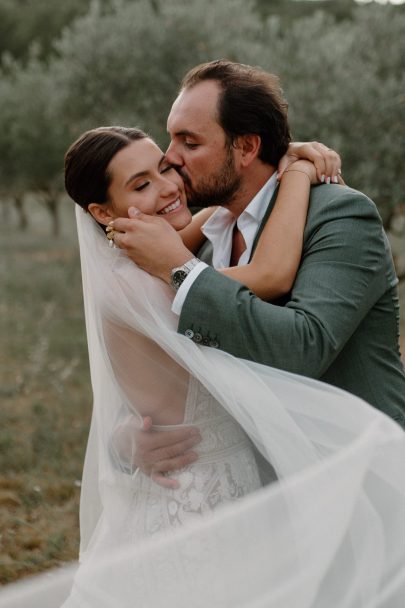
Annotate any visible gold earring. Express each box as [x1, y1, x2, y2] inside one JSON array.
[[106, 222, 116, 248]]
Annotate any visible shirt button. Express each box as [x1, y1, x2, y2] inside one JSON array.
[[193, 332, 203, 343], [209, 340, 219, 348], [185, 329, 194, 339], [202, 337, 210, 346]]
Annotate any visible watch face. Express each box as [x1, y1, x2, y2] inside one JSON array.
[[172, 269, 188, 289]]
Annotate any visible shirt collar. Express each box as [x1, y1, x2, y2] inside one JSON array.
[[201, 172, 278, 268], [202, 172, 278, 234], [240, 172, 278, 225]]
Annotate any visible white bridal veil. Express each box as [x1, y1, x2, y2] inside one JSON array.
[[1, 207, 405, 608]]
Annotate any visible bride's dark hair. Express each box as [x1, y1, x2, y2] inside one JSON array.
[[64, 126, 148, 210]]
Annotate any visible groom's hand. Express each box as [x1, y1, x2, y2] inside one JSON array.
[[133, 417, 202, 489], [112, 208, 193, 282]]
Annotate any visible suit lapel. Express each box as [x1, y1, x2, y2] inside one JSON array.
[[197, 237, 214, 265], [249, 184, 280, 262], [198, 183, 280, 266]]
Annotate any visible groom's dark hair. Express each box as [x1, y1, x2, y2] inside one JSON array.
[[181, 60, 291, 167]]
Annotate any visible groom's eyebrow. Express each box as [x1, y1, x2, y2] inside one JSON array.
[[174, 129, 198, 138], [125, 155, 166, 186]]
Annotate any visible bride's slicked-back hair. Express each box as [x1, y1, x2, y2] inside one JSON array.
[[181, 60, 291, 167], [64, 126, 148, 210]]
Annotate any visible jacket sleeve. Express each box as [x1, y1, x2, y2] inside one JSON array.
[[177, 187, 393, 378]]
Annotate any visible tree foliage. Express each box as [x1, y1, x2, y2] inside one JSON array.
[[0, 0, 93, 63], [50, 0, 264, 145], [258, 6, 405, 221], [0, 0, 403, 232]]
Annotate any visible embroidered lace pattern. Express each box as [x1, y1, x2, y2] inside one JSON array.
[[124, 377, 262, 541]]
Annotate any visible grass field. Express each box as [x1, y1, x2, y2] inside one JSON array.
[[0, 199, 91, 583], [1, 197, 404, 585]]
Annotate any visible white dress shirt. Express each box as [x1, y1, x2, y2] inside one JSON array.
[[172, 173, 278, 315]]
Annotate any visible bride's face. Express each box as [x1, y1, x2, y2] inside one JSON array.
[[91, 138, 192, 231]]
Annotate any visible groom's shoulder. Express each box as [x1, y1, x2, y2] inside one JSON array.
[[307, 184, 382, 225]]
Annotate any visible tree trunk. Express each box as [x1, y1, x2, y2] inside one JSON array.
[[43, 192, 60, 237], [149, 0, 160, 14], [14, 194, 28, 231]]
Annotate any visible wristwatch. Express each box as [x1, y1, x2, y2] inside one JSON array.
[[170, 257, 201, 291]]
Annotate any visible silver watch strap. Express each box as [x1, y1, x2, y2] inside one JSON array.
[[170, 257, 201, 291]]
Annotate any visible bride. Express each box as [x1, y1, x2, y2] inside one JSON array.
[[2, 127, 401, 608], [63, 125, 323, 539]]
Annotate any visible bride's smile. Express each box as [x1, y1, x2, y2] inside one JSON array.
[[88, 137, 192, 231], [157, 197, 182, 215]]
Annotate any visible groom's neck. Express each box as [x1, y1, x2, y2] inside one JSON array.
[[226, 163, 276, 218]]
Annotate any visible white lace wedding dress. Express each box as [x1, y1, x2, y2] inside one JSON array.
[[81, 376, 262, 560], [129, 378, 262, 538]]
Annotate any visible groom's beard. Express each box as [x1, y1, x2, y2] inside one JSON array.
[[179, 148, 241, 209]]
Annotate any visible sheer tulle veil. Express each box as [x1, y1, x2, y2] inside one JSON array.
[[1, 207, 404, 608]]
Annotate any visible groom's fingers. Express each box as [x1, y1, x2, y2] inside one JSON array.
[[112, 212, 162, 234], [138, 427, 201, 452], [112, 213, 170, 251], [111, 216, 140, 235], [137, 431, 201, 489], [151, 472, 180, 489], [133, 426, 201, 470], [149, 437, 201, 465], [150, 451, 199, 489]]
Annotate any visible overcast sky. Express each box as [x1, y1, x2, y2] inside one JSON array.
[[301, 0, 405, 4], [355, 0, 404, 4]]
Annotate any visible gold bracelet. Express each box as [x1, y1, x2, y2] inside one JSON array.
[[283, 169, 312, 185]]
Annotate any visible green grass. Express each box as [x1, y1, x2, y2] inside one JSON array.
[[0, 198, 91, 583]]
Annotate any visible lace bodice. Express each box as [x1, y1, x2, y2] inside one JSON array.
[[154, 377, 256, 464], [121, 377, 262, 540]]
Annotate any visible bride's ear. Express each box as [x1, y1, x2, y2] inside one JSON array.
[[88, 203, 114, 226]]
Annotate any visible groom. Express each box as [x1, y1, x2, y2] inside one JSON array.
[[113, 60, 405, 481]]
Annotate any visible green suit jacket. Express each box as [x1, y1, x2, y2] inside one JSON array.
[[178, 184, 405, 428]]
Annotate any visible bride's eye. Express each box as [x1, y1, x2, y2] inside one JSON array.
[[135, 181, 149, 191]]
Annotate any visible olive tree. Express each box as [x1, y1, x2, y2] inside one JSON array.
[[50, 0, 265, 146], [259, 5, 405, 223], [0, 52, 68, 234]]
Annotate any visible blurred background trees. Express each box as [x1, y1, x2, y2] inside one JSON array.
[[0, 0, 403, 230]]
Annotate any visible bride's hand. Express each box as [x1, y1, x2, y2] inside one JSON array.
[[282, 159, 319, 185], [278, 141, 341, 184], [112, 208, 194, 282]]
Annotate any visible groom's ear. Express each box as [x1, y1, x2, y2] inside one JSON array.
[[233, 134, 261, 167], [88, 203, 114, 226]]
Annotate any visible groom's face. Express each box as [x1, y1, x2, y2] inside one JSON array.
[[166, 80, 241, 208]]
